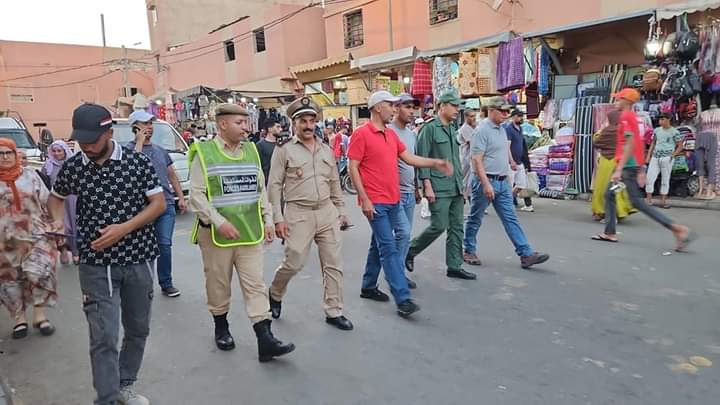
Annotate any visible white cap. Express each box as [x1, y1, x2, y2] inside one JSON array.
[[368, 91, 400, 109], [414, 117, 425, 125]]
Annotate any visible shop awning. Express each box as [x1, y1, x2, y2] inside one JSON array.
[[656, 0, 720, 20], [290, 53, 358, 83], [229, 76, 296, 99], [351, 46, 416, 71], [522, 10, 655, 38], [174, 85, 205, 100], [416, 32, 512, 58]]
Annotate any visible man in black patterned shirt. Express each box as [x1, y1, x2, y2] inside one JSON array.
[[48, 103, 166, 405]]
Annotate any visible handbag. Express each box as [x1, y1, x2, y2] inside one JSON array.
[[518, 172, 539, 198], [674, 14, 700, 61], [642, 68, 663, 92]]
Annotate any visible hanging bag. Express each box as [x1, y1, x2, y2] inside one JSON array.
[[674, 13, 700, 61]]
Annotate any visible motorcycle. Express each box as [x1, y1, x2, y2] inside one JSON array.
[[337, 157, 357, 195]]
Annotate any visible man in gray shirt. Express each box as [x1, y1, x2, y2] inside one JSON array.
[[462, 97, 549, 269], [361, 93, 420, 301]]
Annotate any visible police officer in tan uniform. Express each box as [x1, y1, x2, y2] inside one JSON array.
[[189, 103, 295, 361], [268, 97, 354, 331]]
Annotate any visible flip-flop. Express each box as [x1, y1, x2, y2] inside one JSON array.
[[591, 234, 618, 243], [12, 323, 28, 339], [662, 204, 671, 209], [33, 319, 55, 336], [675, 230, 698, 252]]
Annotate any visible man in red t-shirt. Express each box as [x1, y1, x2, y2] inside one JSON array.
[[348, 91, 452, 318], [594, 88, 694, 250]]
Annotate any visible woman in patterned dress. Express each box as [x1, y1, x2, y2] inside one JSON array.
[[41, 140, 79, 264], [0, 138, 59, 339]]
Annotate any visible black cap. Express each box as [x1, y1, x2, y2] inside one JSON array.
[[510, 109, 524, 117], [71, 103, 113, 143]]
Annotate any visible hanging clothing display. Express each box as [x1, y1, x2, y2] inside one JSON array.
[[575, 96, 603, 135], [496, 37, 525, 92], [458, 51, 479, 97], [573, 135, 594, 193], [476, 47, 498, 94], [411, 59, 433, 97], [524, 44, 536, 85], [700, 108, 720, 187], [526, 83, 540, 119], [542, 99, 558, 129], [433, 56, 456, 100], [696, 131, 718, 187]]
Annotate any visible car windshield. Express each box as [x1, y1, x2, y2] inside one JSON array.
[[0, 128, 37, 148], [113, 122, 187, 153]]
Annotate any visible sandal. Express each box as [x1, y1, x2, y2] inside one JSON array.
[[662, 204, 671, 209], [591, 234, 618, 243], [12, 322, 28, 339], [675, 230, 698, 253], [33, 319, 55, 337], [463, 253, 483, 266]]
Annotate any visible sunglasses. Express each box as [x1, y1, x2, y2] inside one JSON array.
[[0, 151, 16, 158]]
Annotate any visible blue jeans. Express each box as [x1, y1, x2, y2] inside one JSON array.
[[363, 193, 415, 291], [463, 176, 534, 257], [361, 203, 411, 304], [154, 203, 176, 289]]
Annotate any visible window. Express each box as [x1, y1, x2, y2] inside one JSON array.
[[148, 5, 158, 27], [343, 10, 364, 49], [429, 0, 458, 25], [224, 40, 236, 62], [254, 28, 266, 53]]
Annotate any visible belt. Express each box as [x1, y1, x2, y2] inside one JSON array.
[[487, 174, 507, 181], [198, 220, 212, 228], [287, 200, 331, 211]]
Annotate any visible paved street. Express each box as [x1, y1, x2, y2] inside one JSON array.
[[1, 197, 719, 405]]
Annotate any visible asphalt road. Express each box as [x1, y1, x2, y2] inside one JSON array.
[[1, 197, 719, 405]]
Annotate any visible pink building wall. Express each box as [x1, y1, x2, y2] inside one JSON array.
[[323, 0, 682, 59], [154, 4, 326, 93], [0, 41, 154, 139]]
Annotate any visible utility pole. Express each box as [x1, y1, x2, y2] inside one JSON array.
[[100, 14, 107, 47], [388, 0, 394, 51], [122, 45, 131, 97]]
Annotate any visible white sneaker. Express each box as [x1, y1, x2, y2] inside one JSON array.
[[520, 206, 535, 212], [118, 386, 150, 405]]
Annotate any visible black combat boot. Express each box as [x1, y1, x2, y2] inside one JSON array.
[[252, 319, 295, 362], [213, 313, 235, 351], [269, 289, 282, 319]]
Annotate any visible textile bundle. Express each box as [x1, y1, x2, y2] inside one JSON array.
[[496, 37, 525, 92], [477, 47, 498, 94], [411, 59, 433, 97], [458, 51, 479, 97]]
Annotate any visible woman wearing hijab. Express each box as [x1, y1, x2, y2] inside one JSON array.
[[41, 140, 78, 264], [591, 111, 636, 221], [0, 138, 60, 339]]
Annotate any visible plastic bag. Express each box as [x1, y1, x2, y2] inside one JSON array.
[[420, 198, 431, 219], [518, 172, 539, 198]]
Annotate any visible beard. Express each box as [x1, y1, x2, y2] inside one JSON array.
[[86, 141, 111, 162]]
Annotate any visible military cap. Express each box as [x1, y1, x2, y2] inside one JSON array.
[[436, 90, 464, 106], [215, 103, 249, 117], [484, 96, 513, 111], [287, 96, 320, 119]]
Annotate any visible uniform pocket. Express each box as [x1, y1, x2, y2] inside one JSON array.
[[286, 156, 309, 179]]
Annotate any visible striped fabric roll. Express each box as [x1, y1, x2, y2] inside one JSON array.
[[573, 134, 594, 193]]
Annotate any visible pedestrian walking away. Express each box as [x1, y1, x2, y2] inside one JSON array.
[[407, 91, 477, 279], [592, 88, 696, 251], [348, 91, 453, 318], [48, 103, 167, 405], [645, 112, 683, 208], [267, 96, 354, 331], [1, 138, 59, 341], [463, 97, 550, 270], [504, 109, 534, 212], [188, 103, 295, 361], [128, 110, 187, 298], [362, 93, 421, 300]]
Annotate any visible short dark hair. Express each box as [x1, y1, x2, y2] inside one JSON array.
[[263, 119, 279, 130]]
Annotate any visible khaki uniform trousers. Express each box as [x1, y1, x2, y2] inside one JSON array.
[[197, 227, 271, 323], [270, 202, 344, 317]]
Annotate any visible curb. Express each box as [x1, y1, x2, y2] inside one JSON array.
[[576, 193, 720, 211]]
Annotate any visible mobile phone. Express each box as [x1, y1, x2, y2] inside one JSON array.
[[45, 231, 70, 238], [132, 125, 140, 134], [340, 223, 354, 231]]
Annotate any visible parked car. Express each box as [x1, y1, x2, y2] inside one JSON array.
[[0, 117, 26, 130], [112, 119, 190, 200], [0, 127, 43, 166]]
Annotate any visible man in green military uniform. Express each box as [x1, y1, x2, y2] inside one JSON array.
[[406, 91, 477, 280]]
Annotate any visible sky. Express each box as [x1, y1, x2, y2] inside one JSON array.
[[0, 0, 151, 49]]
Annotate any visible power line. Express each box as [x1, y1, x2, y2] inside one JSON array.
[[0, 70, 116, 89], [0, 59, 118, 84]]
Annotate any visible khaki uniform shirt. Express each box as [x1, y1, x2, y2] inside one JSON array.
[[268, 137, 346, 223], [189, 136, 272, 227]]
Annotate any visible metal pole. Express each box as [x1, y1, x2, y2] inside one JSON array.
[[388, 0, 394, 51], [100, 14, 106, 47], [122, 45, 131, 97]]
